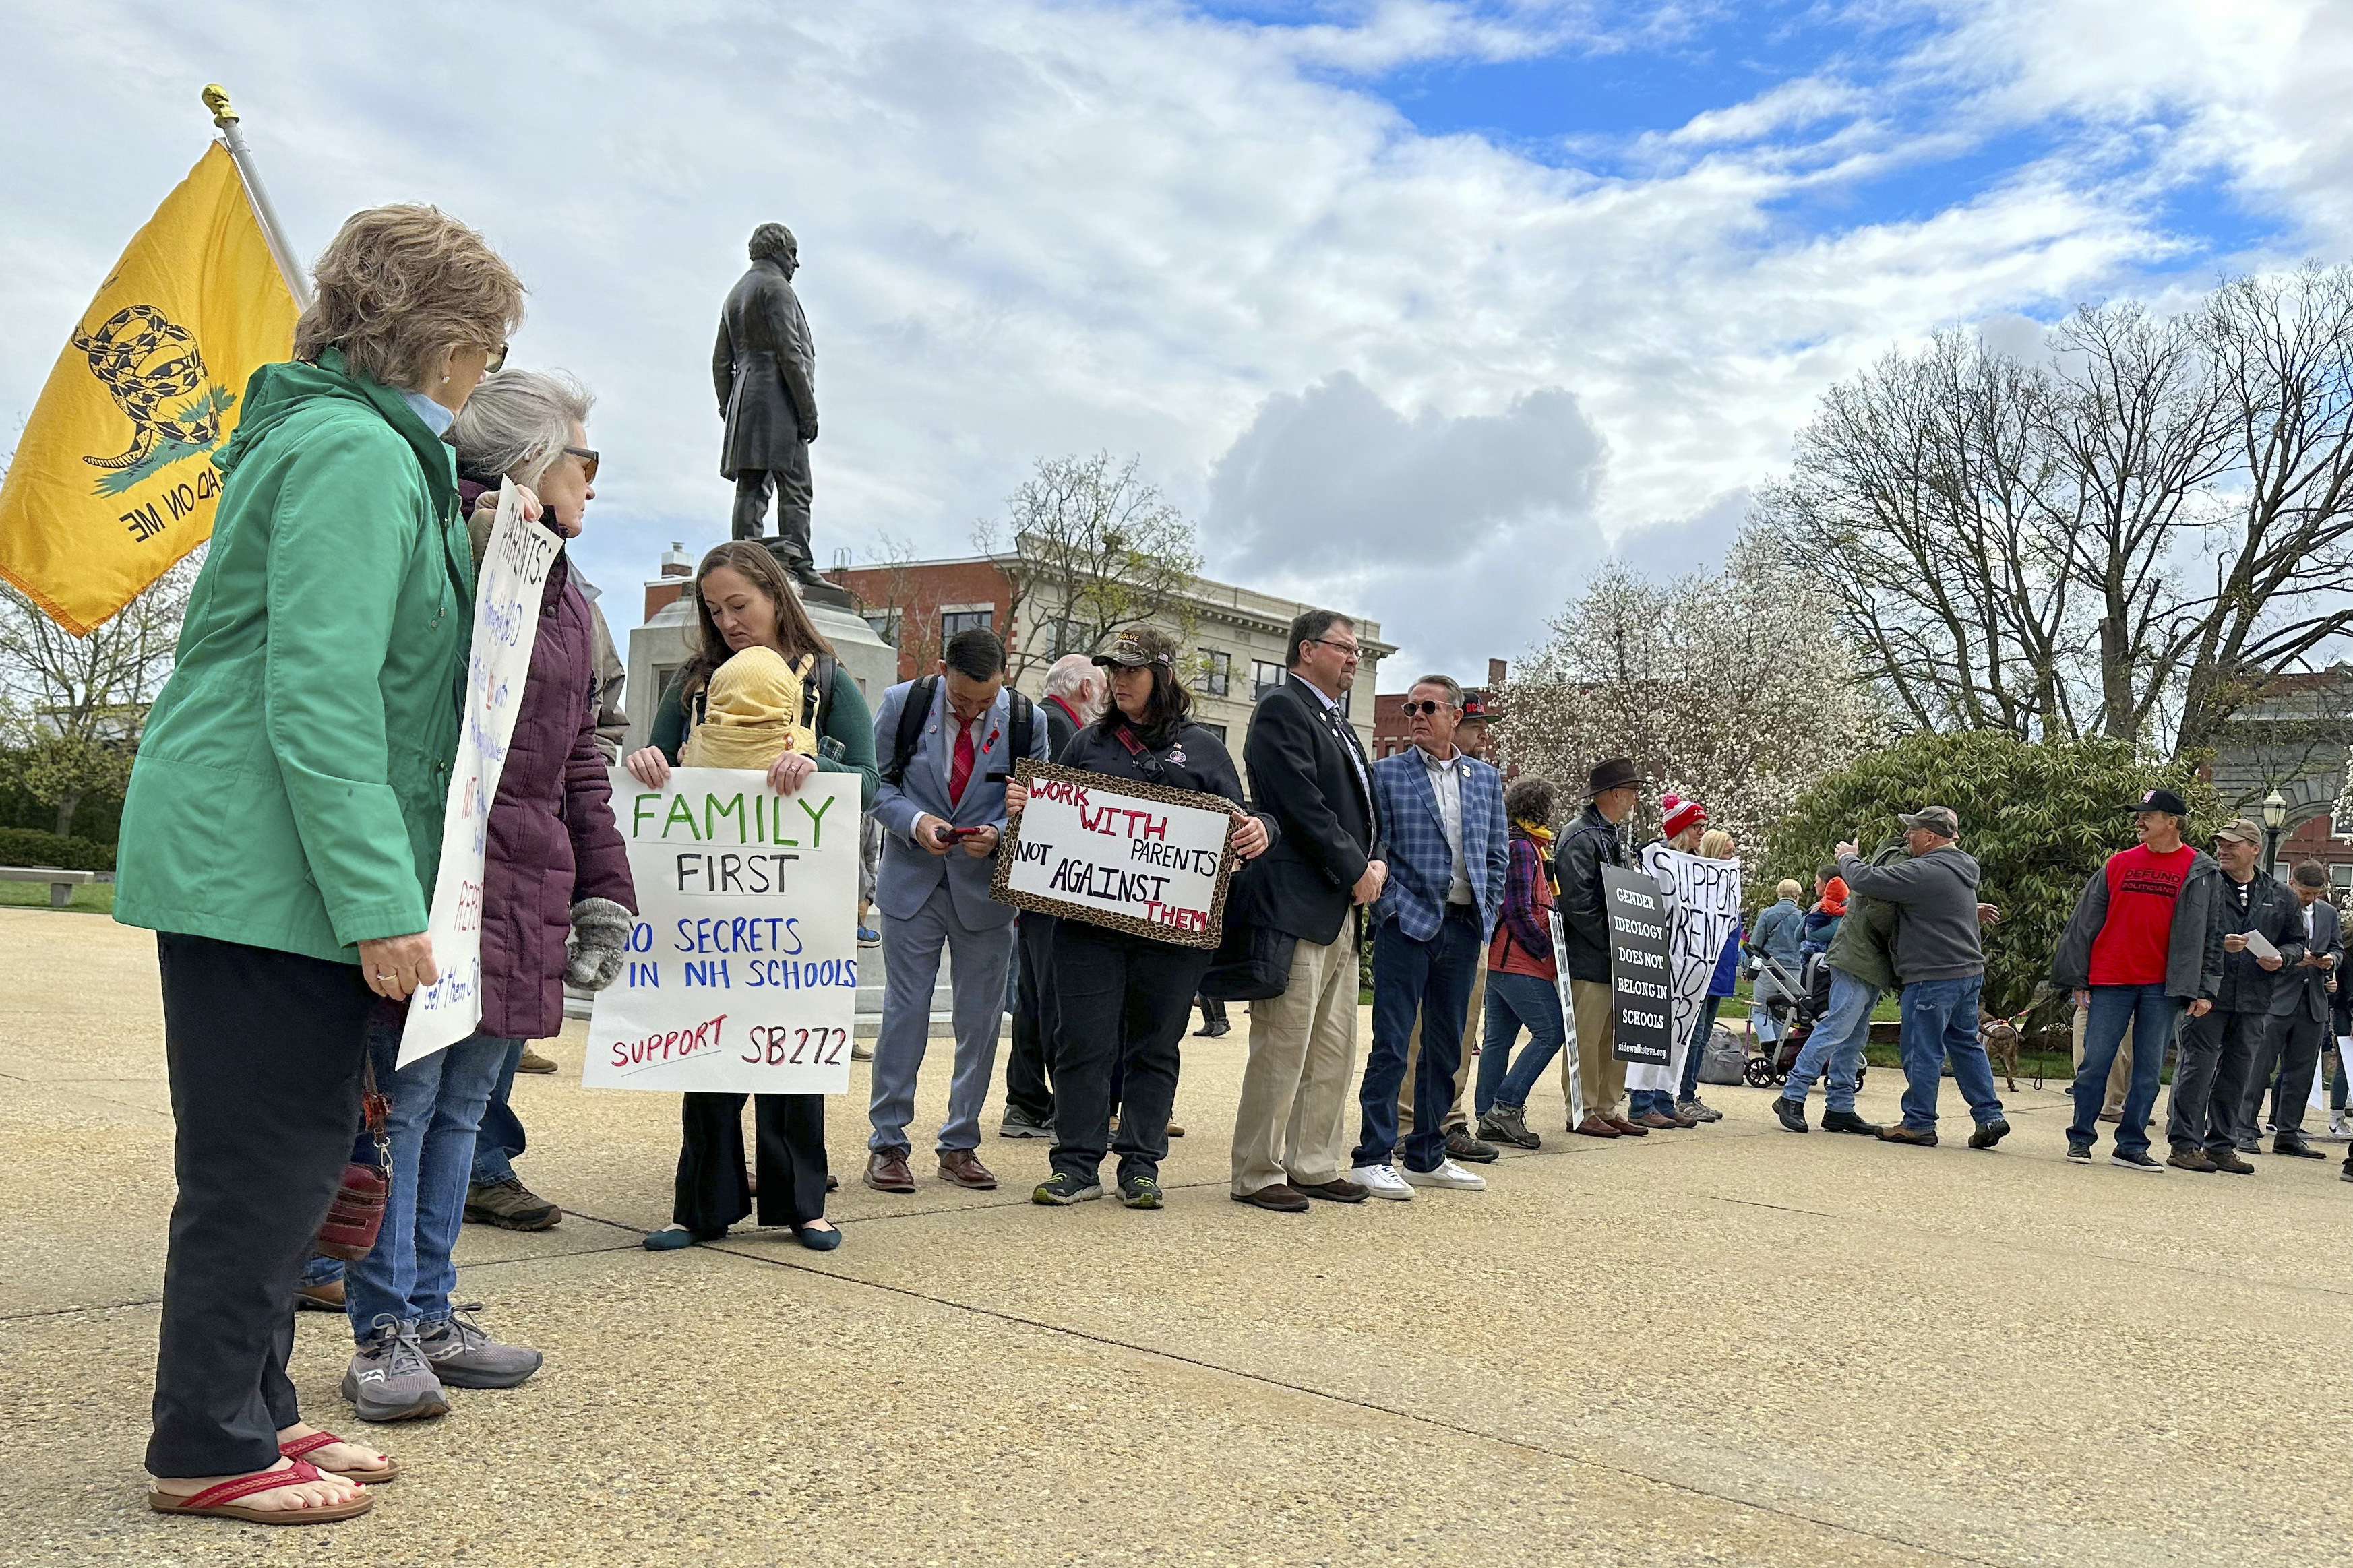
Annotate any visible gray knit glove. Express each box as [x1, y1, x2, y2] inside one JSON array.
[[564, 898, 634, 991]]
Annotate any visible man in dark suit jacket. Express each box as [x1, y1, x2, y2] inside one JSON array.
[[2166, 819, 2304, 1172], [714, 222, 820, 577], [1227, 610, 1386, 1213], [2242, 859, 2342, 1158], [1000, 655, 1105, 1138]]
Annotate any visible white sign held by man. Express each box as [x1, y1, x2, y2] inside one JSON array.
[[992, 761, 1238, 948], [582, 769, 859, 1095], [398, 482, 557, 1068]]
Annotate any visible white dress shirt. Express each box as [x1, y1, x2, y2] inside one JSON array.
[[1419, 744, 1473, 906]]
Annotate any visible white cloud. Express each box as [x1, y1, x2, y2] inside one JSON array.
[[1, 0, 2346, 679]]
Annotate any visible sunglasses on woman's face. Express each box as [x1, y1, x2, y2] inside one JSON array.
[[563, 445, 599, 483], [483, 342, 509, 373], [1402, 699, 1452, 716]]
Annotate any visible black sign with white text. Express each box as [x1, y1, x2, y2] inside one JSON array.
[[1603, 863, 1675, 1066]]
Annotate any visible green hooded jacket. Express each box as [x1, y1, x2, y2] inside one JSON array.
[[1824, 836, 1907, 993], [113, 348, 475, 964]]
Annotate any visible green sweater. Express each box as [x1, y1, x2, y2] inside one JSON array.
[[113, 350, 472, 962], [650, 662, 878, 811]]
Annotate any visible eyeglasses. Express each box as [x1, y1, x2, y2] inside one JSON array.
[[1401, 699, 1451, 716], [483, 342, 509, 373], [563, 445, 600, 483], [1310, 637, 1362, 658]]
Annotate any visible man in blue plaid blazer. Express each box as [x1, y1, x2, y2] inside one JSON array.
[[1352, 675, 1509, 1195]]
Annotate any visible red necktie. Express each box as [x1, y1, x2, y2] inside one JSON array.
[[948, 716, 976, 806]]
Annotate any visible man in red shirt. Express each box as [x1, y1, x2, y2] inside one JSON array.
[[2050, 788, 2226, 1170]]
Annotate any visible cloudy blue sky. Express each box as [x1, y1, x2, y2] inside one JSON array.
[[3, 1, 2350, 679]]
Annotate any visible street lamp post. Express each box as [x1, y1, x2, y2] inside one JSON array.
[[2262, 788, 2288, 880]]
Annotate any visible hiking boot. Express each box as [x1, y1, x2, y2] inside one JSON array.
[[1032, 1172, 1104, 1206], [1677, 1096, 1723, 1123], [2208, 1146, 2255, 1174], [2065, 1139, 2093, 1163], [1772, 1097, 1809, 1134], [514, 1046, 557, 1075], [464, 1177, 561, 1231], [342, 1317, 449, 1423], [419, 1305, 543, 1389], [1477, 1104, 1541, 1150], [2166, 1146, 2216, 1173], [1118, 1174, 1164, 1209], [998, 1105, 1053, 1139], [1821, 1108, 1883, 1136], [1444, 1127, 1500, 1164], [1878, 1125, 1937, 1147], [1967, 1118, 2011, 1150]]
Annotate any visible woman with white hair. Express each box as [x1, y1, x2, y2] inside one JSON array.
[[321, 369, 638, 1429]]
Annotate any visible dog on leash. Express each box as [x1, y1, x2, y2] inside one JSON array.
[[1978, 1009, 2024, 1094]]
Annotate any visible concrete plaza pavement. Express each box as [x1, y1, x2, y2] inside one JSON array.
[[5, 903, 2353, 1566]]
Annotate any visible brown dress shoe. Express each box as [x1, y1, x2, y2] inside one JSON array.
[[293, 1278, 345, 1312], [1230, 1183, 1311, 1212], [863, 1148, 916, 1193], [1570, 1115, 1621, 1138], [1166, 1121, 1186, 1138], [1294, 1177, 1368, 1203], [1633, 1110, 1678, 1129], [1604, 1115, 1650, 1137], [937, 1149, 998, 1189]]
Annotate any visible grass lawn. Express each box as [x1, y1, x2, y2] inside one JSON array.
[[0, 879, 115, 915]]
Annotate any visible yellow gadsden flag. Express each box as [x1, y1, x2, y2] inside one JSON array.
[[0, 142, 299, 634]]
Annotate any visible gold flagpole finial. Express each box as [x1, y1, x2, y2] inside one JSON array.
[[202, 84, 238, 127]]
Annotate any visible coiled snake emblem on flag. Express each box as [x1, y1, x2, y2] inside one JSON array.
[[74, 304, 220, 471]]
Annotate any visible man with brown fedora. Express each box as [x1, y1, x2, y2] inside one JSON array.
[[1556, 757, 1649, 1139]]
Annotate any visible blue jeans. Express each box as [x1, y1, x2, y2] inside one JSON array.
[[1356, 907, 1482, 1172], [1480, 970, 1568, 1116], [470, 1038, 527, 1185], [2071, 984, 2177, 1154], [1783, 970, 1877, 1113], [343, 1020, 511, 1339], [1895, 975, 2003, 1133], [1679, 997, 1721, 1101]]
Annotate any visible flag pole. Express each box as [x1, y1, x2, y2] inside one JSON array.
[[201, 84, 311, 310]]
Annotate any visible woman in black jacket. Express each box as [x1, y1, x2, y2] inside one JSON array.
[[1008, 627, 1276, 1209]]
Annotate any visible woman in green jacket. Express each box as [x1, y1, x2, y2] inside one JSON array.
[[114, 204, 523, 1526], [622, 541, 877, 1251]]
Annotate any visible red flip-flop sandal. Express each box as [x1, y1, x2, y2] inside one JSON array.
[[281, 1429, 404, 1484], [148, 1459, 376, 1524]]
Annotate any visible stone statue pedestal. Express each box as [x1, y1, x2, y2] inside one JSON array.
[[765, 538, 858, 613], [622, 549, 898, 757]]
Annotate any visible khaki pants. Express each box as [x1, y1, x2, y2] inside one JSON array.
[[1568, 977, 1625, 1120], [1231, 933, 1360, 1195], [2070, 1007, 2133, 1117], [1402, 960, 1484, 1134]]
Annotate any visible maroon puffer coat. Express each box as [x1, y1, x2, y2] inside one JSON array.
[[465, 483, 636, 1039]]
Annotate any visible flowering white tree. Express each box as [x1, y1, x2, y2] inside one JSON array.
[[1498, 529, 1877, 864]]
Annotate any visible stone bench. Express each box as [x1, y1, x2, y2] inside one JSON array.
[[0, 865, 100, 909]]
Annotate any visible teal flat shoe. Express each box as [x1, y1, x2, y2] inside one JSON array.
[[642, 1225, 726, 1251], [792, 1222, 843, 1252]]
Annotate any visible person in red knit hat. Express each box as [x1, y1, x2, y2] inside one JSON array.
[[1628, 795, 1711, 1125]]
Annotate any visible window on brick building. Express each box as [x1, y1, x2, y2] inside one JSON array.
[[941, 608, 994, 638]]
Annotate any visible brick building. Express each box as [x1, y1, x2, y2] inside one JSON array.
[[1372, 659, 1507, 762], [827, 552, 1394, 756]]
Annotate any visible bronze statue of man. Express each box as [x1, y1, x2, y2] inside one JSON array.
[[714, 222, 819, 578]]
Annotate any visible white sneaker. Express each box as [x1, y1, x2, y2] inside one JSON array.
[[1402, 1158, 1486, 1191], [1350, 1162, 1413, 1201], [2329, 1117, 2350, 1141]]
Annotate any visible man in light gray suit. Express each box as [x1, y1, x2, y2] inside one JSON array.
[[865, 627, 1047, 1193]]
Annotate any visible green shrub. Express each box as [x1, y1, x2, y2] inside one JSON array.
[[0, 827, 117, 872], [1765, 731, 2218, 1022]]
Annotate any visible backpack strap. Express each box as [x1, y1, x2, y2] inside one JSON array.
[[1008, 689, 1034, 768], [881, 674, 938, 788], [799, 652, 836, 736]]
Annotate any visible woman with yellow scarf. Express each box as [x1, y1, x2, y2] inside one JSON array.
[[621, 542, 877, 1251]]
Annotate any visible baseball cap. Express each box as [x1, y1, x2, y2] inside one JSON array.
[[1897, 805, 1960, 838], [1459, 693, 1493, 723], [1091, 627, 1178, 668], [2130, 787, 2189, 817], [2212, 818, 2264, 847]]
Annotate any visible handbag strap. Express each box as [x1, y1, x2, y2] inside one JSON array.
[[361, 1053, 392, 1173], [1114, 724, 1166, 783]]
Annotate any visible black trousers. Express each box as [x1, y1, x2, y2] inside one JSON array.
[[2168, 1007, 2265, 1154], [731, 453, 812, 566], [675, 1092, 828, 1230], [1049, 922, 1209, 1185], [148, 933, 375, 1478], [1004, 912, 1060, 1122], [2244, 1008, 2326, 1139], [1198, 996, 1227, 1027]]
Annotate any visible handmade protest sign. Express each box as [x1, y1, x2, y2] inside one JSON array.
[[1603, 863, 1676, 1066], [992, 761, 1238, 949], [398, 482, 557, 1068], [582, 769, 859, 1095], [1624, 844, 1743, 1092]]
